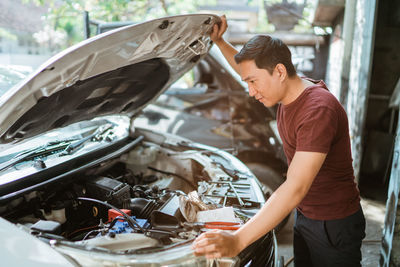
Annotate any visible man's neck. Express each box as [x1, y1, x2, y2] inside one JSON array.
[[281, 75, 314, 105]]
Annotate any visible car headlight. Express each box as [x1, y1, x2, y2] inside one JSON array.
[[53, 240, 238, 267]]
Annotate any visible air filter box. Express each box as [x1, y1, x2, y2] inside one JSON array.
[[85, 177, 130, 209]]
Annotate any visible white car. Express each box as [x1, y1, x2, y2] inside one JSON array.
[[0, 14, 277, 267]]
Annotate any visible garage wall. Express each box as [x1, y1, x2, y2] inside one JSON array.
[[359, 0, 400, 193], [345, 0, 378, 182], [323, 0, 378, 182], [324, 11, 345, 99], [380, 113, 400, 266]]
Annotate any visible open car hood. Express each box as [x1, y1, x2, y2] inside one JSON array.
[[0, 14, 216, 144]]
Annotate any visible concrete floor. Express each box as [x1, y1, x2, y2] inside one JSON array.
[[276, 198, 386, 266]]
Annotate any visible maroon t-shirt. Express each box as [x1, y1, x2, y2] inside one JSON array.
[[277, 79, 360, 220]]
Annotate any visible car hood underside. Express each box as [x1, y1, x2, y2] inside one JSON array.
[[0, 14, 217, 144]]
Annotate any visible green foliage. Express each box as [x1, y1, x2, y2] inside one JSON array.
[[24, 0, 217, 48], [23, 0, 315, 49], [0, 28, 18, 41], [256, 0, 275, 33]]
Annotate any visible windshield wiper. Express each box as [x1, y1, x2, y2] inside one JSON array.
[[0, 124, 114, 172], [59, 123, 113, 156], [0, 140, 73, 172]]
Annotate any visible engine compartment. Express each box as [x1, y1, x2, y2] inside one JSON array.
[[0, 132, 265, 255]]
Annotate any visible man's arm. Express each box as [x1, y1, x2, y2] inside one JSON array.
[[193, 151, 327, 258], [211, 15, 240, 74]]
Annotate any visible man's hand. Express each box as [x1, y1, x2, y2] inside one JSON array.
[[192, 229, 243, 259], [211, 15, 228, 45], [208, 15, 240, 73]]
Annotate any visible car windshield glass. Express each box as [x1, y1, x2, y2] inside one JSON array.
[[0, 123, 114, 172]]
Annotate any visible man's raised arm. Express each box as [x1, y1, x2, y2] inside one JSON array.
[[211, 15, 241, 74]]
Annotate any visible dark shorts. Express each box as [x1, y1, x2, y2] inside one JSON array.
[[293, 207, 366, 267]]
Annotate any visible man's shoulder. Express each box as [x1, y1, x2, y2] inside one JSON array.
[[279, 79, 344, 118], [304, 82, 341, 111]]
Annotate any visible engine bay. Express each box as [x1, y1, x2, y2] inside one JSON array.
[[0, 131, 265, 255]]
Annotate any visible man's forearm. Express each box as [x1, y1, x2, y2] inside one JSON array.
[[234, 179, 305, 252], [214, 39, 240, 74], [233, 151, 327, 252]]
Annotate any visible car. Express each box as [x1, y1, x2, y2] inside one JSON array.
[[0, 14, 279, 266]]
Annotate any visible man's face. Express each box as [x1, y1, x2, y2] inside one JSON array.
[[239, 60, 283, 107]]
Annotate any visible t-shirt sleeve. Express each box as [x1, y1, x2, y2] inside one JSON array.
[[296, 107, 338, 153]]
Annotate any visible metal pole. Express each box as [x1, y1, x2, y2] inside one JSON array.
[[83, 11, 90, 39], [339, 0, 357, 106]]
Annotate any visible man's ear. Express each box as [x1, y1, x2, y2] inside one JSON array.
[[275, 63, 287, 82]]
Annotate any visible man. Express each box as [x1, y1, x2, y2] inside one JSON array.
[[192, 15, 365, 266]]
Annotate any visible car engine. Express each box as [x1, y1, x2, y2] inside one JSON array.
[[0, 130, 266, 257]]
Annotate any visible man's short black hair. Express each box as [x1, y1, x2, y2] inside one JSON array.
[[234, 35, 296, 77]]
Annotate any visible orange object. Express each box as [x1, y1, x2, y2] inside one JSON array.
[[203, 221, 241, 230], [183, 221, 241, 231], [108, 209, 131, 222]]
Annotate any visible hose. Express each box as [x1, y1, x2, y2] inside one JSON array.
[[77, 197, 145, 233]]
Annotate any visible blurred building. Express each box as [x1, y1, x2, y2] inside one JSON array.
[[198, 0, 259, 33], [199, 0, 328, 81], [0, 0, 51, 68]]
